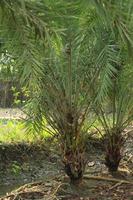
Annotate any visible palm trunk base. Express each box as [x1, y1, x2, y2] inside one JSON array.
[[105, 154, 121, 172], [63, 150, 86, 185], [64, 163, 83, 184], [104, 133, 123, 172]]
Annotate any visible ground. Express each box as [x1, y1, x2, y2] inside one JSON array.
[[0, 109, 132, 200], [0, 130, 132, 200], [0, 108, 26, 120]]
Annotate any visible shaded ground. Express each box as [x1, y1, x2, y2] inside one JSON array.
[[0, 130, 132, 200], [0, 140, 62, 196]]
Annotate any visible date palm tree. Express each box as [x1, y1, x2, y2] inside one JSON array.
[[0, 0, 133, 183], [94, 63, 133, 172], [91, 0, 133, 172], [0, 0, 98, 184]]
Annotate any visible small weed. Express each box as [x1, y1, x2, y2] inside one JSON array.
[[11, 161, 21, 176]]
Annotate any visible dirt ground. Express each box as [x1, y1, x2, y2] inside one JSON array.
[[0, 129, 132, 200], [0, 108, 26, 119]]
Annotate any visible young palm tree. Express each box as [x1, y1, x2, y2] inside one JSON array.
[[94, 63, 133, 172], [0, 0, 133, 182], [91, 0, 133, 172], [0, 0, 100, 183], [24, 33, 100, 183]]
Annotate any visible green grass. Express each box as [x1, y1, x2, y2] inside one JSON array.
[[0, 117, 105, 143], [0, 119, 51, 143]]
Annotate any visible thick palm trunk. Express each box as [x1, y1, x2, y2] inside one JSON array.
[[63, 150, 86, 184], [61, 141, 86, 184]]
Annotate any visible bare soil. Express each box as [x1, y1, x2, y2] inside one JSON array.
[[0, 108, 26, 119], [0, 129, 132, 200]]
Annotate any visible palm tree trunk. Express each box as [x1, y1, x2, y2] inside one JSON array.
[[63, 148, 86, 184], [105, 148, 121, 172], [104, 133, 123, 172]]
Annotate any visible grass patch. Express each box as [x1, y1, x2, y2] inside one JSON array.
[[0, 119, 51, 143], [0, 117, 105, 144]]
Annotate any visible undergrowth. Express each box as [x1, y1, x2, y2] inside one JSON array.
[[0, 119, 51, 143]]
